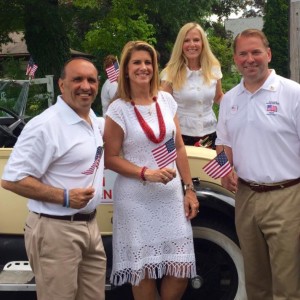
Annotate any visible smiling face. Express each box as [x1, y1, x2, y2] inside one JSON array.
[[234, 35, 271, 86], [59, 59, 99, 118], [182, 28, 203, 64], [127, 50, 153, 90]]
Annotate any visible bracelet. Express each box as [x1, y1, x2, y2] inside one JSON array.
[[63, 189, 70, 208], [140, 166, 148, 181]]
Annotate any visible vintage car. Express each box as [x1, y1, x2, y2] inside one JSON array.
[[0, 78, 246, 300]]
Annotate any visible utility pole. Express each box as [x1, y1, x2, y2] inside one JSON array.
[[290, 0, 300, 82]]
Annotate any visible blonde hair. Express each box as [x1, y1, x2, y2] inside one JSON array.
[[161, 22, 221, 89], [116, 41, 160, 102]]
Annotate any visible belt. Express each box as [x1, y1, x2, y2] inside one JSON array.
[[34, 210, 97, 222], [239, 178, 300, 193]]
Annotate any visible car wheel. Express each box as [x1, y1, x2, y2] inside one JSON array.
[[183, 216, 247, 300]]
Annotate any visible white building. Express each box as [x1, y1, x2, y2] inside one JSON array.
[[225, 17, 264, 38]]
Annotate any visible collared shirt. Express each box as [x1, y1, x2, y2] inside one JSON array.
[[2, 96, 104, 215], [162, 66, 222, 137], [216, 70, 300, 183], [101, 79, 118, 117]]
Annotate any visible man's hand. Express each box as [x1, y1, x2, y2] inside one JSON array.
[[221, 170, 238, 193], [69, 187, 95, 209]]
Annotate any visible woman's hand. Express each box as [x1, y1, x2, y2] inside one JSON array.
[[184, 190, 199, 220], [144, 167, 177, 184]]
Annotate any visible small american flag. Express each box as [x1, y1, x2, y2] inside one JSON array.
[[267, 104, 277, 112], [202, 150, 232, 179], [105, 61, 119, 83], [26, 56, 38, 78], [82, 146, 103, 175], [152, 138, 177, 169]]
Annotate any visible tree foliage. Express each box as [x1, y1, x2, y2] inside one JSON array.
[[24, 0, 71, 82], [211, 0, 265, 20], [263, 0, 288, 77], [82, 0, 156, 61], [0, 0, 24, 45]]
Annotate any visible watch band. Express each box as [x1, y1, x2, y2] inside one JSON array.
[[184, 183, 196, 193]]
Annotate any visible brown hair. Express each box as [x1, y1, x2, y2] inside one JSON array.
[[116, 41, 160, 102], [233, 29, 270, 53], [103, 55, 118, 70]]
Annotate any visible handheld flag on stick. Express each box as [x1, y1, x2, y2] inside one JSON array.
[[202, 150, 232, 179], [82, 146, 103, 175], [105, 61, 119, 83], [26, 56, 38, 78], [152, 138, 177, 169]]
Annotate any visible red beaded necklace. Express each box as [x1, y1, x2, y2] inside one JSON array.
[[131, 96, 166, 144]]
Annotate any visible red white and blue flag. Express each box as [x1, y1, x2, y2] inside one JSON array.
[[26, 56, 38, 78], [106, 61, 119, 83], [202, 150, 232, 179], [267, 104, 277, 112], [152, 138, 177, 169], [82, 146, 103, 175]]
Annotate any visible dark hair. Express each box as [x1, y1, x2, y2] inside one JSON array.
[[60, 57, 97, 79], [233, 29, 270, 53]]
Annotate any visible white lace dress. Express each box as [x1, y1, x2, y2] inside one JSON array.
[[106, 91, 196, 286]]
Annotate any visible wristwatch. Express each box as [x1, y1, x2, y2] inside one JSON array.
[[183, 183, 196, 193]]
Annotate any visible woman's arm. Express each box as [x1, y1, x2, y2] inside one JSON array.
[[173, 114, 199, 219], [103, 116, 176, 183], [213, 79, 224, 105]]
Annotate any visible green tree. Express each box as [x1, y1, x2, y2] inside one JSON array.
[[82, 0, 156, 60], [263, 0, 288, 77], [24, 0, 71, 82], [0, 0, 24, 45]]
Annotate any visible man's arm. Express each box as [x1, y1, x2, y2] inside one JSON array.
[[1, 176, 95, 210]]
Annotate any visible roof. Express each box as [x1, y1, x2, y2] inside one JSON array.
[[0, 32, 93, 58], [225, 17, 264, 38]]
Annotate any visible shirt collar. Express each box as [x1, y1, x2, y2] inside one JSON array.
[[186, 65, 202, 78], [56, 96, 94, 125], [237, 69, 278, 95]]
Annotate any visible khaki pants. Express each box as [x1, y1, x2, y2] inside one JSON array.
[[24, 211, 106, 300], [235, 182, 300, 300]]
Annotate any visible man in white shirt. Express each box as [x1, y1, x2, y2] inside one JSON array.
[[101, 55, 118, 117], [1, 57, 106, 300], [216, 29, 300, 300]]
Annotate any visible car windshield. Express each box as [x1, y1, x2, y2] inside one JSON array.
[[0, 81, 28, 118]]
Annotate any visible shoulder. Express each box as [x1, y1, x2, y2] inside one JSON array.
[[211, 65, 223, 79], [106, 98, 130, 118], [158, 91, 177, 113]]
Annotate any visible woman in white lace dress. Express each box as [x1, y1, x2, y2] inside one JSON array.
[[104, 41, 199, 300]]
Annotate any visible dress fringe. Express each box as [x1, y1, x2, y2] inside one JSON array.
[[111, 261, 196, 286]]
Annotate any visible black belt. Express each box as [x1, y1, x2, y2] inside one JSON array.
[[239, 178, 300, 193], [34, 210, 96, 222]]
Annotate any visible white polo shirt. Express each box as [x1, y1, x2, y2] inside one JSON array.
[[216, 70, 300, 183], [2, 96, 104, 215]]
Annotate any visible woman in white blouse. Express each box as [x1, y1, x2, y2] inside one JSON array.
[[161, 22, 223, 148]]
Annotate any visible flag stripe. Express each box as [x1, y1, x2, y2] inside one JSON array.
[[82, 146, 103, 175], [152, 138, 177, 169], [26, 56, 38, 78], [106, 61, 119, 83], [202, 150, 232, 179]]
